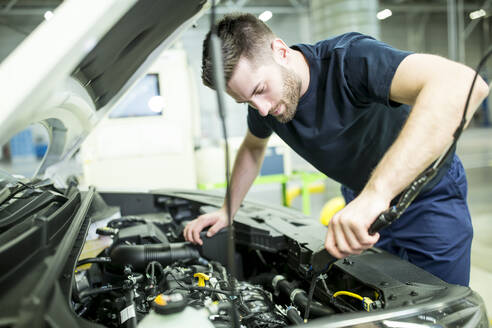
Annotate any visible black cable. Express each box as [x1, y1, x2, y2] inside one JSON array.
[[78, 285, 122, 300], [209, 1, 239, 327], [145, 261, 164, 278], [451, 46, 492, 142], [175, 285, 232, 296], [0, 179, 59, 207], [304, 275, 317, 321], [146, 261, 164, 296], [76, 257, 111, 267], [107, 216, 146, 229], [369, 47, 492, 234], [163, 271, 187, 289]]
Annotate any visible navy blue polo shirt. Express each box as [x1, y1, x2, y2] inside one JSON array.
[[247, 32, 449, 194]]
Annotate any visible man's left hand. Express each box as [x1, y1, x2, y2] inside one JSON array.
[[324, 191, 390, 258]]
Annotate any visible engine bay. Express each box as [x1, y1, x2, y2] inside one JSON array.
[[70, 190, 451, 327]]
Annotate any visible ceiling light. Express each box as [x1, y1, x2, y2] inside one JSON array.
[[469, 9, 486, 20], [259, 11, 273, 22], [44, 11, 54, 21], [377, 9, 392, 20]]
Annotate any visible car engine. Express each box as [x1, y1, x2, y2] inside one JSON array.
[[69, 191, 452, 328], [73, 215, 317, 327]]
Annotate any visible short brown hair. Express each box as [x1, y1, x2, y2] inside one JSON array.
[[201, 13, 275, 89]]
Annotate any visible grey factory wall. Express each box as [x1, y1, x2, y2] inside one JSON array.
[[380, 11, 491, 126], [311, 0, 380, 39], [380, 12, 491, 72]]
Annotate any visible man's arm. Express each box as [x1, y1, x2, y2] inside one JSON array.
[[325, 53, 490, 258], [225, 130, 270, 216], [184, 130, 269, 245], [366, 53, 489, 199]]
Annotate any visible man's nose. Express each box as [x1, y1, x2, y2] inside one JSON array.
[[253, 99, 271, 117]]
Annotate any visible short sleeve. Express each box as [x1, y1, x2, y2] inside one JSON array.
[[247, 106, 273, 138], [342, 36, 412, 107]]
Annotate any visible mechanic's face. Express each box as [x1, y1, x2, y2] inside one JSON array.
[[227, 56, 302, 123]]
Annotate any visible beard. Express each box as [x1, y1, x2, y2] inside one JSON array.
[[273, 65, 302, 123]]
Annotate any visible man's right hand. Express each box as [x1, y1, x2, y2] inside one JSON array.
[[183, 208, 229, 245]]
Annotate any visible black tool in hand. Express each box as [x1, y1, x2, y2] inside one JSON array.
[[306, 204, 400, 321], [311, 204, 399, 273], [368, 205, 399, 235]]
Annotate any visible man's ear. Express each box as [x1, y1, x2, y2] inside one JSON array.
[[271, 38, 289, 64]]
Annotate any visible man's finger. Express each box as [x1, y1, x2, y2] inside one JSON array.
[[192, 223, 204, 245], [354, 226, 378, 247], [333, 220, 351, 254], [341, 222, 362, 251], [207, 220, 224, 237], [183, 222, 190, 241], [325, 224, 345, 258], [185, 221, 195, 243], [368, 231, 380, 245], [324, 225, 335, 254], [192, 215, 217, 245]]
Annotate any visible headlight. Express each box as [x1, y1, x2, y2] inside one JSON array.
[[307, 291, 488, 328], [367, 293, 487, 328], [381, 292, 487, 328]]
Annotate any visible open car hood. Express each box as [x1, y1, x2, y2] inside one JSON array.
[[0, 0, 208, 178]]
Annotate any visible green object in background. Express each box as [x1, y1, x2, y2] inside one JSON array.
[[197, 171, 327, 215]]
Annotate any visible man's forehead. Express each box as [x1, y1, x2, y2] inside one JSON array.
[[226, 57, 259, 102]]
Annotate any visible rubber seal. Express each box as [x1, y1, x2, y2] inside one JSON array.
[[272, 275, 285, 291], [290, 288, 305, 303]]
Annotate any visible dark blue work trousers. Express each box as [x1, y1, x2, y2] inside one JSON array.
[[341, 154, 473, 286]]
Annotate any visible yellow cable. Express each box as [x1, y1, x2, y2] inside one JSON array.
[[334, 291, 375, 312], [333, 291, 364, 301]]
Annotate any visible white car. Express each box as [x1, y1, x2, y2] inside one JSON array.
[[0, 1, 488, 327]]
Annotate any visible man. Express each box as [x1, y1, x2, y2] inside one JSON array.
[[183, 13, 489, 286]]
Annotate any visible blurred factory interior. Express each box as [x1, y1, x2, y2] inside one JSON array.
[[0, 0, 491, 323]]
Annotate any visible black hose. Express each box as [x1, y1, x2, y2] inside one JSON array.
[[286, 307, 304, 325], [76, 257, 111, 267], [276, 278, 336, 317], [78, 285, 122, 300], [284, 285, 335, 317], [110, 242, 200, 271], [250, 274, 335, 318]]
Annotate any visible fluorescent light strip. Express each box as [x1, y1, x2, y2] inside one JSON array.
[[259, 10, 273, 22], [377, 8, 392, 20], [470, 9, 486, 20]]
